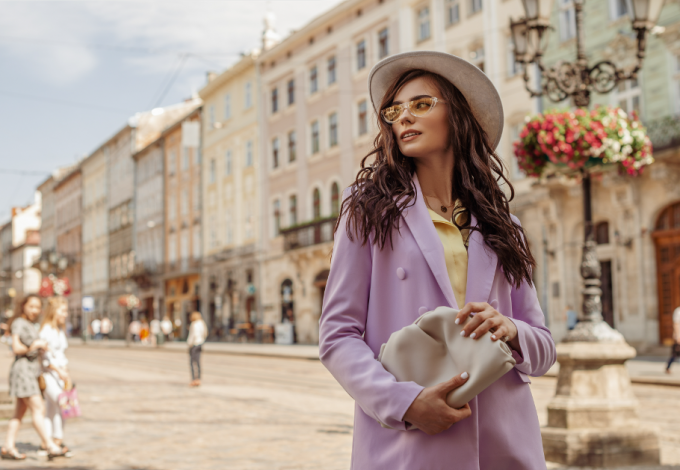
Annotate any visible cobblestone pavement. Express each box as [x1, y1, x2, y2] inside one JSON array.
[[0, 346, 678, 470]]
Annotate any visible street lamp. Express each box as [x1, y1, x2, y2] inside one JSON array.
[[510, 0, 666, 466]]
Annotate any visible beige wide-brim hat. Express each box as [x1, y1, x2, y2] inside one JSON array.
[[368, 51, 504, 150]]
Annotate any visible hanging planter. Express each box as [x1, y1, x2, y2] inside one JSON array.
[[513, 106, 654, 178]]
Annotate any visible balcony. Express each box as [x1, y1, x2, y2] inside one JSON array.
[[163, 257, 201, 278], [131, 261, 161, 289], [280, 216, 337, 251], [646, 114, 680, 153]]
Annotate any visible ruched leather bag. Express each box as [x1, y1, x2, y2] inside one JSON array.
[[378, 306, 516, 429]]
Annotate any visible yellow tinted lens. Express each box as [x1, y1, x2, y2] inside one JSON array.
[[381, 105, 402, 122], [409, 97, 435, 116]]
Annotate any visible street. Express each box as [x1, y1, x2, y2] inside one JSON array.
[[1, 345, 680, 469]]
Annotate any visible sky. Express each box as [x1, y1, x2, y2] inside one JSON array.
[[0, 0, 344, 222]]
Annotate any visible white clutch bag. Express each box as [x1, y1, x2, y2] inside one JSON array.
[[378, 306, 516, 429]]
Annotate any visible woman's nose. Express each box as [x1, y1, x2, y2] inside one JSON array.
[[398, 106, 413, 125]]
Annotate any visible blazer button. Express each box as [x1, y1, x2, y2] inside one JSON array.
[[396, 267, 406, 280], [418, 306, 427, 315]]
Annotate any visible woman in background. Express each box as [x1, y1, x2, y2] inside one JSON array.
[[187, 311, 207, 387], [40, 297, 71, 454], [1, 294, 66, 460]]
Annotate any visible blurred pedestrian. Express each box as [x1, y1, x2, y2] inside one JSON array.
[[161, 315, 173, 341], [139, 317, 150, 344], [666, 305, 680, 374], [1, 294, 67, 460], [150, 317, 160, 346], [129, 318, 141, 342], [187, 312, 206, 387], [100, 316, 112, 340], [90, 317, 101, 341], [40, 297, 71, 454]]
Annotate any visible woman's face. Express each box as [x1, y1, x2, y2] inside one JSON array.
[[56, 304, 68, 327], [24, 297, 42, 322], [389, 77, 450, 160]]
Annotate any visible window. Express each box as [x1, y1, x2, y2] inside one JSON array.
[[182, 147, 189, 170], [328, 56, 337, 85], [273, 199, 281, 236], [225, 150, 232, 176], [329, 112, 338, 147], [245, 141, 253, 167], [559, 0, 576, 42], [272, 137, 280, 169], [330, 182, 340, 216], [192, 225, 201, 260], [311, 120, 320, 154], [288, 131, 297, 162], [169, 195, 177, 220], [195, 147, 201, 165], [225, 210, 233, 244], [616, 79, 641, 115], [418, 7, 431, 42], [471, 46, 485, 72], [168, 233, 177, 264], [193, 184, 200, 211], [507, 41, 521, 77], [181, 189, 189, 215], [271, 87, 279, 113], [358, 100, 368, 136], [446, 0, 460, 26], [168, 149, 176, 176], [287, 79, 295, 106], [181, 229, 189, 260], [224, 94, 231, 120], [595, 222, 610, 245], [610, 0, 628, 19], [209, 105, 215, 128], [209, 158, 216, 183], [310, 66, 318, 94], [313, 188, 321, 219], [378, 28, 389, 59], [289, 194, 298, 226], [470, 0, 482, 14], [357, 40, 366, 70], [245, 82, 252, 109]]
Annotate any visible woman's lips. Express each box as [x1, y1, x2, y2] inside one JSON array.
[[401, 132, 421, 142]]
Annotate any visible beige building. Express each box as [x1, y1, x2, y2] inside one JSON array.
[[199, 54, 262, 339], [256, 0, 539, 343]]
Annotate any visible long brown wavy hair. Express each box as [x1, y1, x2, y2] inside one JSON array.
[[336, 69, 535, 288]]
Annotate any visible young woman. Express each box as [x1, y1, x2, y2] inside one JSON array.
[[319, 51, 556, 469], [1, 294, 67, 460], [187, 311, 207, 387], [40, 297, 71, 453]]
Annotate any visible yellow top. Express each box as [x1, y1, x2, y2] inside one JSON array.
[[427, 206, 469, 308]]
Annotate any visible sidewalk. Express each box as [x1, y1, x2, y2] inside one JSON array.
[[68, 338, 680, 387]]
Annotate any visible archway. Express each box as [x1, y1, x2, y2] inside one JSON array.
[[652, 202, 680, 344]]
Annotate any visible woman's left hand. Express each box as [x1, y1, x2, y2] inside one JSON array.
[[455, 302, 520, 351]]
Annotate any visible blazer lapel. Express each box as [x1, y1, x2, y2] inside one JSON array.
[[465, 213, 498, 304], [402, 173, 459, 309]]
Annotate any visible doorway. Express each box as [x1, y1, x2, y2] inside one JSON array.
[[600, 260, 614, 328], [653, 202, 680, 344]]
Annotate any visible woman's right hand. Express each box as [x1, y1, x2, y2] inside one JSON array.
[[402, 372, 472, 435], [29, 339, 48, 352]]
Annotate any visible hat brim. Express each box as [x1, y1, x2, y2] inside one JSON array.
[[368, 51, 504, 150]]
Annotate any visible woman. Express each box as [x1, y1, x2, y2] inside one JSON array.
[[187, 311, 206, 387], [1, 294, 67, 460], [319, 51, 556, 469], [40, 297, 70, 453]]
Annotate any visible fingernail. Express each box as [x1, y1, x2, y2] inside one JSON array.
[[454, 318, 460, 325], [461, 372, 469, 379], [469, 332, 476, 339], [491, 334, 496, 340], [460, 331, 466, 337]]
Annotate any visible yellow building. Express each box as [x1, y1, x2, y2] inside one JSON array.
[[199, 53, 263, 340]]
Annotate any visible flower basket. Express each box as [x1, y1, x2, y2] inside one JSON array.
[[513, 106, 653, 178]]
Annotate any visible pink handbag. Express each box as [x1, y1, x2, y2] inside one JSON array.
[[58, 387, 81, 420]]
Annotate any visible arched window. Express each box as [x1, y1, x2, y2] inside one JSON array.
[[656, 202, 680, 231], [313, 188, 321, 219], [281, 279, 294, 324], [595, 221, 609, 245], [330, 182, 340, 216]]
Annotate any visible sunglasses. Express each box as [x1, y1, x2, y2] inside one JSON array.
[[380, 96, 445, 124]]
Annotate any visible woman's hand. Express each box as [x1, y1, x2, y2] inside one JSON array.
[[402, 373, 471, 435], [28, 339, 48, 352], [57, 368, 70, 384], [456, 302, 520, 351]]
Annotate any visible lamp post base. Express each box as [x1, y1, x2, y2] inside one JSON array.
[[541, 339, 660, 467]]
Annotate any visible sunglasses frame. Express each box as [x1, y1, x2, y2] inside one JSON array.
[[380, 96, 445, 124]]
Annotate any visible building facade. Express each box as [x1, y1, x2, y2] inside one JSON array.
[[54, 169, 82, 333], [199, 55, 261, 340], [510, 1, 680, 348], [163, 106, 203, 339], [81, 148, 109, 322]]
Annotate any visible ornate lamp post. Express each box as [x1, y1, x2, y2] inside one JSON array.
[[510, 0, 665, 466]]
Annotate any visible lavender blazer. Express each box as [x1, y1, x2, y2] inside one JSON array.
[[319, 174, 556, 470]]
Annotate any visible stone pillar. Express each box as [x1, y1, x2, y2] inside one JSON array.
[[541, 341, 660, 467]]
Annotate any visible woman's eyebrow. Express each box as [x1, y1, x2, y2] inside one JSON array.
[[391, 94, 431, 105]]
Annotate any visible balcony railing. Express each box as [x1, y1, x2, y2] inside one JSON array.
[[646, 114, 680, 153], [280, 216, 337, 251], [163, 257, 202, 276]]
